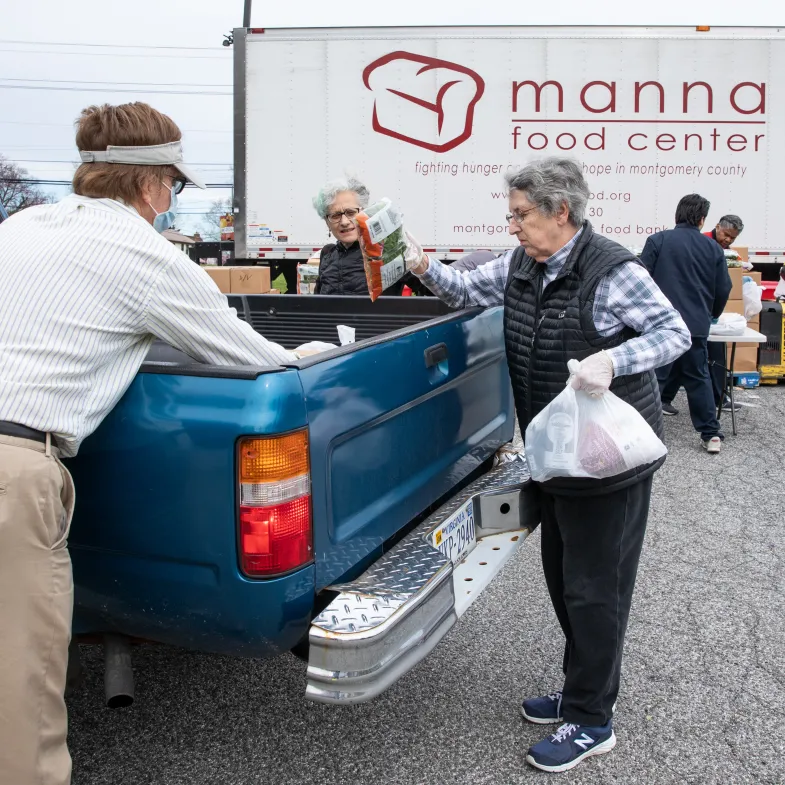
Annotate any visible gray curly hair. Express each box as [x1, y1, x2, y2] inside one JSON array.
[[505, 157, 590, 226], [718, 214, 744, 233], [312, 176, 370, 219]]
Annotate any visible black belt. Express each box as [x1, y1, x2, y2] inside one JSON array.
[[0, 421, 47, 444]]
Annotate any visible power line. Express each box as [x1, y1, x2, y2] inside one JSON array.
[[0, 47, 230, 60], [0, 39, 233, 52], [0, 78, 232, 88], [0, 84, 231, 96]]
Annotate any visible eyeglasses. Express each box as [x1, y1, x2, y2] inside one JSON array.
[[505, 206, 537, 225], [169, 177, 187, 195], [326, 207, 361, 224]]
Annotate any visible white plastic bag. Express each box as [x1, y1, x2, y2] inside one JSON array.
[[337, 325, 356, 345], [776, 273, 785, 302], [524, 361, 667, 482], [293, 341, 337, 358], [742, 279, 763, 320], [710, 312, 746, 336]]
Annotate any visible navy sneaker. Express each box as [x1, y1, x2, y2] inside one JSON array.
[[521, 690, 563, 724], [526, 721, 616, 773]]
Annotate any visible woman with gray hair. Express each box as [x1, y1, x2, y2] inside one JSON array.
[[311, 176, 404, 296], [403, 156, 691, 773]]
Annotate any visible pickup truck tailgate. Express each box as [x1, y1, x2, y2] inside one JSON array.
[[295, 305, 514, 589]]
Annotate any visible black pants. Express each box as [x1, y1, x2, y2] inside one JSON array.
[[662, 341, 727, 407], [657, 336, 723, 441], [538, 477, 653, 726], [708, 341, 727, 406]]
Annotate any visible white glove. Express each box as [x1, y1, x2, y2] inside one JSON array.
[[403, 228, 428, 273], [569, 352, 615, 397]]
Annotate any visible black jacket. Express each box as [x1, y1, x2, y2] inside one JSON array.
[[640, 224, 732, 337], [315, 241, 404, 296], [504, 222, 664, 496]]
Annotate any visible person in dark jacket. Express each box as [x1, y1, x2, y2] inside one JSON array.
[[406, 157, 690, 773], [660, 214, 745, 412], [641, 195, 733, 454], [311, 177, 404, 296]]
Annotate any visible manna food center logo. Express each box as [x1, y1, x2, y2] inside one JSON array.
[[363, 52, 486, 153]]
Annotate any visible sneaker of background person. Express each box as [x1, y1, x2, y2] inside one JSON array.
[[526, 721, 617, 773], [702, 436, 722, 454], [721, 398, 742, 413], [662, 402, 679, 416], [521, 690, 563, 724]]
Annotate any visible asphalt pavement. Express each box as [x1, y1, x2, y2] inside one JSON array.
[[67, 385, 785, 785]]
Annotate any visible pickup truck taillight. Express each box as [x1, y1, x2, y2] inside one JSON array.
[[238, 431, 313, 577]]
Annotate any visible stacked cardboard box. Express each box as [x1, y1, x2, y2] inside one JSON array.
[[230, 266, 271, 294], [204, 266, 231, 293], [203, 265, 272, 294], [722, 265, 760, 373]]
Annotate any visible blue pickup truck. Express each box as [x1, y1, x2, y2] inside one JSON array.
[[66, 294, 535, 704]]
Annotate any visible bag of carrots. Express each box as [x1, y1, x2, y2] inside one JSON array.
[[354, 199, 411, 301]]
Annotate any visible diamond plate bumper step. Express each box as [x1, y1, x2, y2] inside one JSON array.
[[305, 461, 537, 704]]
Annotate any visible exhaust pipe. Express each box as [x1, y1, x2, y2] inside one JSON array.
[[104, 634, 134, 708]]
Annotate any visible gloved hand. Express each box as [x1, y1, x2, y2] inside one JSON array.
[[403, 228, 429, 274], [569, 352, 615, 398]]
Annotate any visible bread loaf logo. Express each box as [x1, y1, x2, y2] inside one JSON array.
[[362, 52, 485, 153]]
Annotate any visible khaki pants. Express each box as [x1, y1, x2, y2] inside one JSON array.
[[0, 435, 75, 785]]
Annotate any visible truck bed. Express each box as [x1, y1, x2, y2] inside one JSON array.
[[66, 296, 514, 658]]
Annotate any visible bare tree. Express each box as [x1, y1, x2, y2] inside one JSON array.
[[198, 197, 233, 241], [0, 155, 52, 214]]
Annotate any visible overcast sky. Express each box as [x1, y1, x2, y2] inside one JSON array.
[[1, 0, 781, 235]]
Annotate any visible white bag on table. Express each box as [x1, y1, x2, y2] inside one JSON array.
[[742, 279, 763, 320], [710, 312, 746, 336], [524, 360, 667, 483]]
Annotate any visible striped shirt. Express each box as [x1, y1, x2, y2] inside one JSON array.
[[421, 230, 690, 377], [0, 194, 294, 457]]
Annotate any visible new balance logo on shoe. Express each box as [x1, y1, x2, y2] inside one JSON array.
[[574, 733, 595, 751]]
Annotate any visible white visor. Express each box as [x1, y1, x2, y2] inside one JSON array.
[[78, 141, 206, 189]]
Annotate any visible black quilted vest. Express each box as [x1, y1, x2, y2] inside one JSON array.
[[317, 242, 405, 296], [505, 222, 665, 495]]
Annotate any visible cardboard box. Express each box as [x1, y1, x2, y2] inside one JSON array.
[[728, 266, 744, 299], [728, 346, 759, 372], [747, 271, 762, 285], [230, 266, 271, 294], [268, 288, 280, 295], [204, 266, 231, 294], [733, 371, 760, 389], [731, 246, 748, 262]]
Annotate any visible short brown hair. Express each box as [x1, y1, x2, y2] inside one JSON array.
[[72, 102, 182, 203]]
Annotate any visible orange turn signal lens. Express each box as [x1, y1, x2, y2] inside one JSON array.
[[696, 26, 710, 31], [239, 431, 309, 483]]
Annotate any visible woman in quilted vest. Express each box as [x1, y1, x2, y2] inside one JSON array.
[[311, 176, 405, 296], [405, 157, 691, 774]]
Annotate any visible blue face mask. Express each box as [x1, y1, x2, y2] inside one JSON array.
[[149, 184, 178, 233]]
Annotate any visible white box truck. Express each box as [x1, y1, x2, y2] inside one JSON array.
[[232, 25, 785, 268]]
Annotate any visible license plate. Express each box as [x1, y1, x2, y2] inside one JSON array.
[[429, 500, 476, 565]]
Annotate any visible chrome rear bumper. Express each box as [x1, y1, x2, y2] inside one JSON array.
[[305, 461, 536, 704]]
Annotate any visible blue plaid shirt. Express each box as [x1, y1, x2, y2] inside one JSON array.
[[418, 230, 690, 377]]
